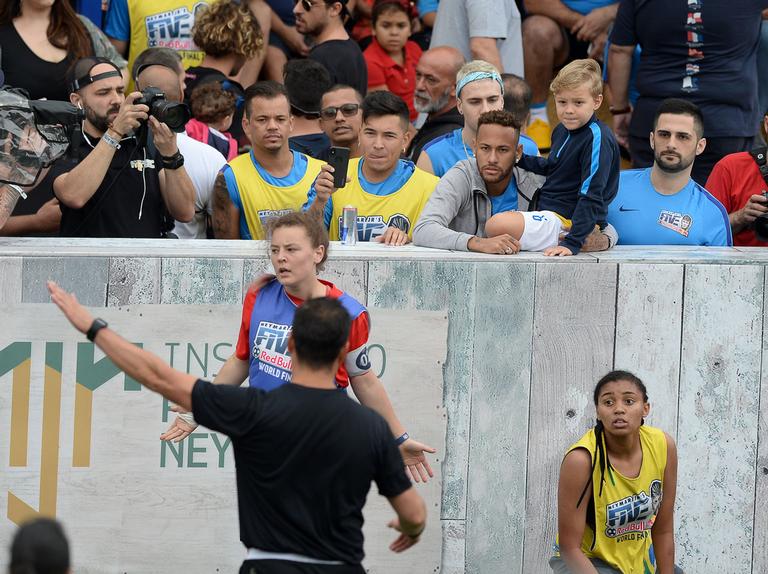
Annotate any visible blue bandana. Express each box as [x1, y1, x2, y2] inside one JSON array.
[[456, 71, 504, 99]]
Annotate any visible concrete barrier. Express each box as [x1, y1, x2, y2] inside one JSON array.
[[1, 238, 767, 574]]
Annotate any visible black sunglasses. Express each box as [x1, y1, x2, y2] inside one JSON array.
[[320, 103, 361, 120], [293, 0, 314, 10]]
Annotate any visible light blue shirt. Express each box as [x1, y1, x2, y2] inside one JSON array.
[[607, 168, 732, 246], [563, 0, 617, 16], [489, 176, 519, 214], [424, 128, 539, 178]]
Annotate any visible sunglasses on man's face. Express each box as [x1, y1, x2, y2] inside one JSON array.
[[320, 103, 360, 120], [294, 0, 315, 11]]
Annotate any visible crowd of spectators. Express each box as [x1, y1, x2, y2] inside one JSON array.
[[1, 0, 767, 250]]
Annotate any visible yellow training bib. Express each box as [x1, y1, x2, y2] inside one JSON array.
[[329, 158, 438, 241], [227, 151, 323, 240], [555, 425, 668, 574], [125, 0, 211, 90]]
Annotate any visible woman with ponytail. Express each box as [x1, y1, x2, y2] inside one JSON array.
[[549, 371, 682, 574]]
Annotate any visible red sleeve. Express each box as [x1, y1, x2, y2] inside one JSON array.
[[705, 159, 734, 212], [348, 310, 370, 352], [364, 46, 388, 88], [235, 286, 259, 361]]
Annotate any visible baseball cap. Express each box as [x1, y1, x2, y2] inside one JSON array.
[[67, 57, 122, 94]]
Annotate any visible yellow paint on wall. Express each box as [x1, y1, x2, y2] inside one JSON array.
[[9, 359, 30, 467], [72, 383, 93, 468]]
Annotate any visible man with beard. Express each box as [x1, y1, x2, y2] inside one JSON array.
[[213, 81, 331, 240], [293, 0, 368, 97], [317, 85, 364, 161], [407, 46, 465, 163], [413, 109, 616, 252], [607, 99, 732, 246], [417, 60, 504, 177], [51, 57, 195, 238]]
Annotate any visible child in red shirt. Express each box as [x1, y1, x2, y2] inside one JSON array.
[[363, 0, 422, 122]]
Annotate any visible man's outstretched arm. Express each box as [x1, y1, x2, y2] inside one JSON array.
[[48, 281, 197, 410]]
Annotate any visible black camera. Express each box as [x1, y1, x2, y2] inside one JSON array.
[[135, 87, 191, 133], [753, 191, 768, 242]]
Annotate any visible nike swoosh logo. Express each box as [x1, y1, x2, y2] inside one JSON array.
[[619, 206, 640, 212]]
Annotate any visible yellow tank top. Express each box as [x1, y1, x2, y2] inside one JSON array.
[[227, 151, 324, 240], [555, 425, 668, 574], [125, 0, 211, 90], [328, 158, 438, 241]]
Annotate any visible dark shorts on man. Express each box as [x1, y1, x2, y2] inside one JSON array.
[[239, 560, 366, 574]]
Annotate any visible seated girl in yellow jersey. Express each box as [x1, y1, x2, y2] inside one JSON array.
[[550, 371, 684, 574], [305, 91, 438, 246]]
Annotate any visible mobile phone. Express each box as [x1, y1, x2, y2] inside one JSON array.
[[327, 146, 350, 188]]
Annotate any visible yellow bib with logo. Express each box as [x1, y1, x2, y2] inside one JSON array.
[[329, 158, 438, 241], [228, 151, 324, 240], [555, 425, 668, 574], [125, 0, 211, 90]]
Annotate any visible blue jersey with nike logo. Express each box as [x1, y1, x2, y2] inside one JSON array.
[[607, 168, 732, 246]]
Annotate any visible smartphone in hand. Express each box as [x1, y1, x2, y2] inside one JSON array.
[[327, 146, 350, 188]]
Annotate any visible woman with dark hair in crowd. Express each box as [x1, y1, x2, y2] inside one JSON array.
[[9, 517, 70, 574], [550, 371, 682, 574], [161, 211, 437, 483], [0, 0, 125, 237], [0, 0, 125, 102]]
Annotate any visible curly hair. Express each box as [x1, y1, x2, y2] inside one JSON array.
[[192, 0, 264, 59], [190, 82, 237, 124]]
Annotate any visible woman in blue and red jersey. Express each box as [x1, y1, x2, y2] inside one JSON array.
[[162, 211, 436, 482]]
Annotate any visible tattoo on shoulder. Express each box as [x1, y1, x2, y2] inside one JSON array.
[[0, 186, 20, 228]]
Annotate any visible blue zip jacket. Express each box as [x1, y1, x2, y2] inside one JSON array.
[[517, 115, 620, 254]]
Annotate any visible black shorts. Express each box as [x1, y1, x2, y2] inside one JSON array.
[[239, 560, 366, 574], [561, 27, 591, 62]]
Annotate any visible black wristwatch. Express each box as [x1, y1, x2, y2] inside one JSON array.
[[86, 318, 108, 342], [160, 151, 184, 170]]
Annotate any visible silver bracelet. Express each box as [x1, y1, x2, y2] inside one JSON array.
[[102, 131, 121, 150], [8, 184, 27, 200]]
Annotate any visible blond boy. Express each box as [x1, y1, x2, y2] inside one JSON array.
[[485, 59, 620, 256]]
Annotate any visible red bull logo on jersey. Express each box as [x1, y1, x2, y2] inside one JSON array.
[[145, 3, 207, 51], [252, 322, 292, 378], [605, 480, 662, 540], [658, 210, 693, 237]]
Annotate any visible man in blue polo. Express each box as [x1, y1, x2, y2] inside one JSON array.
[[607, 99, 732, 246], [417, 60, 538, 177]]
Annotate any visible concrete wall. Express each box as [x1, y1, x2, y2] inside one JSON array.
[[2, 238, 768, 573]]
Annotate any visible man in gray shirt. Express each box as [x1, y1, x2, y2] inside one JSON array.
[[413, 110, 616, 253], [429, 0, 523, 76]]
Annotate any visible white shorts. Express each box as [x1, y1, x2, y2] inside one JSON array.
[[519, 211, 565, 251]]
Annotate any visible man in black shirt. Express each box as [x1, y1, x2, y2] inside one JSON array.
[[293, 0, 368, 97], [407, 46, 465, 163], [48, 285, 427, 573], [52, 57, 195, 238]]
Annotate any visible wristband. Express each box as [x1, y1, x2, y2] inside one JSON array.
[[86, 318, 108, 342], [102, 131, 121, 149], [161, 151, 184, 170], [8, 184, 27, 200], [609, 105, 631, 115], [395, 432, 409, 446]]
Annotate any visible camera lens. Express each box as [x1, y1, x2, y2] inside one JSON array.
[[152, 101, 191, 133]]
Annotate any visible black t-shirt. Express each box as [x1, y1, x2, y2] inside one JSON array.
[[610, 0, 768, 138], [289, 132, 331, 158], [51, 133, 166, 238], [0, 23, 76, 102], [408, 107, 464, 163], [309, 39, 368, 97], [191, 380, 411, 564]]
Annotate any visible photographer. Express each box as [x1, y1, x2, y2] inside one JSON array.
[[52, 57, 194, 238], [706, 109, 768, 246]]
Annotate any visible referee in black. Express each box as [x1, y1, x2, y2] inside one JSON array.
[[48, 282, 427, 573]]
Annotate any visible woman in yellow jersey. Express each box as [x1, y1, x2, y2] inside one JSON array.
[[550, 371, 683, 574]]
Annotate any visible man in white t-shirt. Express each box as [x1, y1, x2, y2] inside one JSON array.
[[134, 48, 227, 238]]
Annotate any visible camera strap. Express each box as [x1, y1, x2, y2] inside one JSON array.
[[749, 147, 768, 188]]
